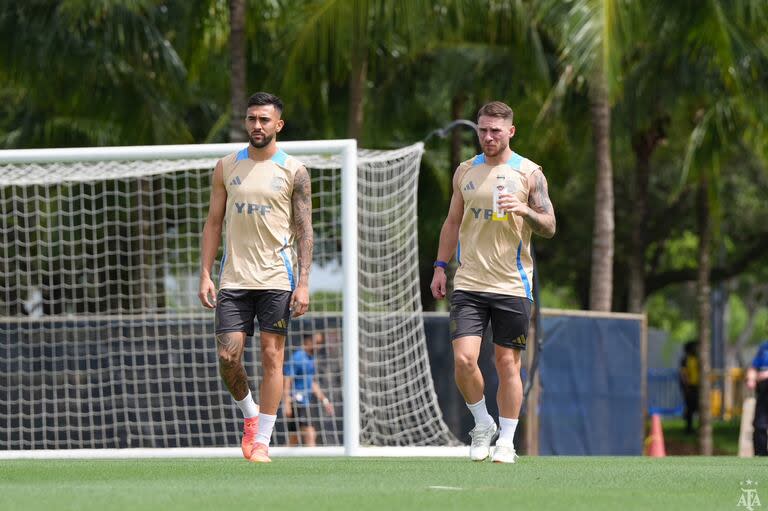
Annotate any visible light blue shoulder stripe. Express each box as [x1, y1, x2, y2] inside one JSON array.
[[271, 149, 288, 166], [472, 152, 524, 169], [507, 152, 524, 171], [235, 147, 249, 161]]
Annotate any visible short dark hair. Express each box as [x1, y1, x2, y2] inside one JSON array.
[[247, 92, 283, 114], [477, 101, 513, 123]]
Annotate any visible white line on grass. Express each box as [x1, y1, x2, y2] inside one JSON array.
[[427, 486, 464, 491]]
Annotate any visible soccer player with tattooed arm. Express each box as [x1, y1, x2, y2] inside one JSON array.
[[198, 92, 313, 463], [431, 101, 556, 463]]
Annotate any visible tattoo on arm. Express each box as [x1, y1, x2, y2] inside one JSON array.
[[526, 171, 556, 237], [531, 172, 553, 213], [292, 166, 314, 285]]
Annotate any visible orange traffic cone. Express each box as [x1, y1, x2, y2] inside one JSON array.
[[645, 413, 666, 457]]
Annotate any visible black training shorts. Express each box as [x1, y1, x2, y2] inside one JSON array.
[[286, 403, 315, 432], [449, 289, 531, 350], [755, 380, 768, 429], [215, 289, 292, 336]]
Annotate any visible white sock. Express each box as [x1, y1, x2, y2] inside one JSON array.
[[235, 390, 259, 419], [466, 397, 495, 428], [498, 416, 519, 445], [255, 413, 277, 446]]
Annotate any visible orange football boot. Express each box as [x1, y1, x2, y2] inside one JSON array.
[[241, 417, 259, 459], [249, 442, 271, 463]]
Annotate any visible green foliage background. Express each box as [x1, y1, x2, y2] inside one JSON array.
[[1, 0, 767, 354]]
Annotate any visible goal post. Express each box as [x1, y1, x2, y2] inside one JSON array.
[[0, 141, 460, 459]]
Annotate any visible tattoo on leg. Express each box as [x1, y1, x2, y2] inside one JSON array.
[[216, 333, 238, 350], [216, 332, 249, 400]]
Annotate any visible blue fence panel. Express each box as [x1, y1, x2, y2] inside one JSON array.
[[538, 315, 643, 455]]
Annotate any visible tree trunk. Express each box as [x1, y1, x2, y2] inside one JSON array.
[[627, 119, 666, 313], [228, 0, 247, 142], [347, 50, 368, 140], [588, 76, 614, 311], [697, 176, 713, 455], [450, 93, 467, 170], [627, 138, 650, 312]]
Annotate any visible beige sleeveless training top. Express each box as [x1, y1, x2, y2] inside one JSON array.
[[218, 147, 303, 291], [453, 152, 539, 300]]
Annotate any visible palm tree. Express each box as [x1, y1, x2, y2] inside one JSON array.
[[612, 1, 688, 313], [280, 0, 482, 141], [535, 0, 637, 311], [228, 0, 247, 142], [0, 0, 191, 147], [671, 0, 768, 454], [0, 1, 197, 316], [626, 116, 668, 312]]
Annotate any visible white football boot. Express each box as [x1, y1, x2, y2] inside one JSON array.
[[491, 438, 519, 464], [469, 422, 498, 461]]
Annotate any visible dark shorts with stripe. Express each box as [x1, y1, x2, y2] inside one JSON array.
[[215, 289, 292, 337], [449, 290, 532, 350]]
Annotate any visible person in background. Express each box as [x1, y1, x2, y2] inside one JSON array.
[[745, 339, 768, 456], [679, 341, 700, 435], [283, 332, 334, 446]]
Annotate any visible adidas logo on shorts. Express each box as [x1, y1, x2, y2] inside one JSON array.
[[273, 319, 287, 329]]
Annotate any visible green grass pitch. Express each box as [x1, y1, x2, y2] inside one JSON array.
[[1, 456, 766, 511]]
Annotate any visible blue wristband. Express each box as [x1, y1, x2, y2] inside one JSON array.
[[433, 260, 448, 269]]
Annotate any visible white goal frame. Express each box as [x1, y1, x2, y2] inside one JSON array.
[[0, 141, 465, 459]]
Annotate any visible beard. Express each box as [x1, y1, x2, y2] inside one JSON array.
[[249, 132, 274, 148], [482, 142, 507, 158]]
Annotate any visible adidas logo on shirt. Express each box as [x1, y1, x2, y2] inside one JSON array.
[[464, 181, 476, 191], [230, 176, 242, 186]]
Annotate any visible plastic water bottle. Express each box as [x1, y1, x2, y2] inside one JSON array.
[[492, 174, 507, 221]]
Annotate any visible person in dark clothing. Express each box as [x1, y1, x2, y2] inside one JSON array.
[[679, 341, 700, 434], [746, 340, 768, 456]]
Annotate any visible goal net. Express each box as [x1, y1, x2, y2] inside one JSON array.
[[0, 141, 459, 457]]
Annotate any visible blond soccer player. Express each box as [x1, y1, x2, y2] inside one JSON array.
[[431, 101, 556, 463]]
